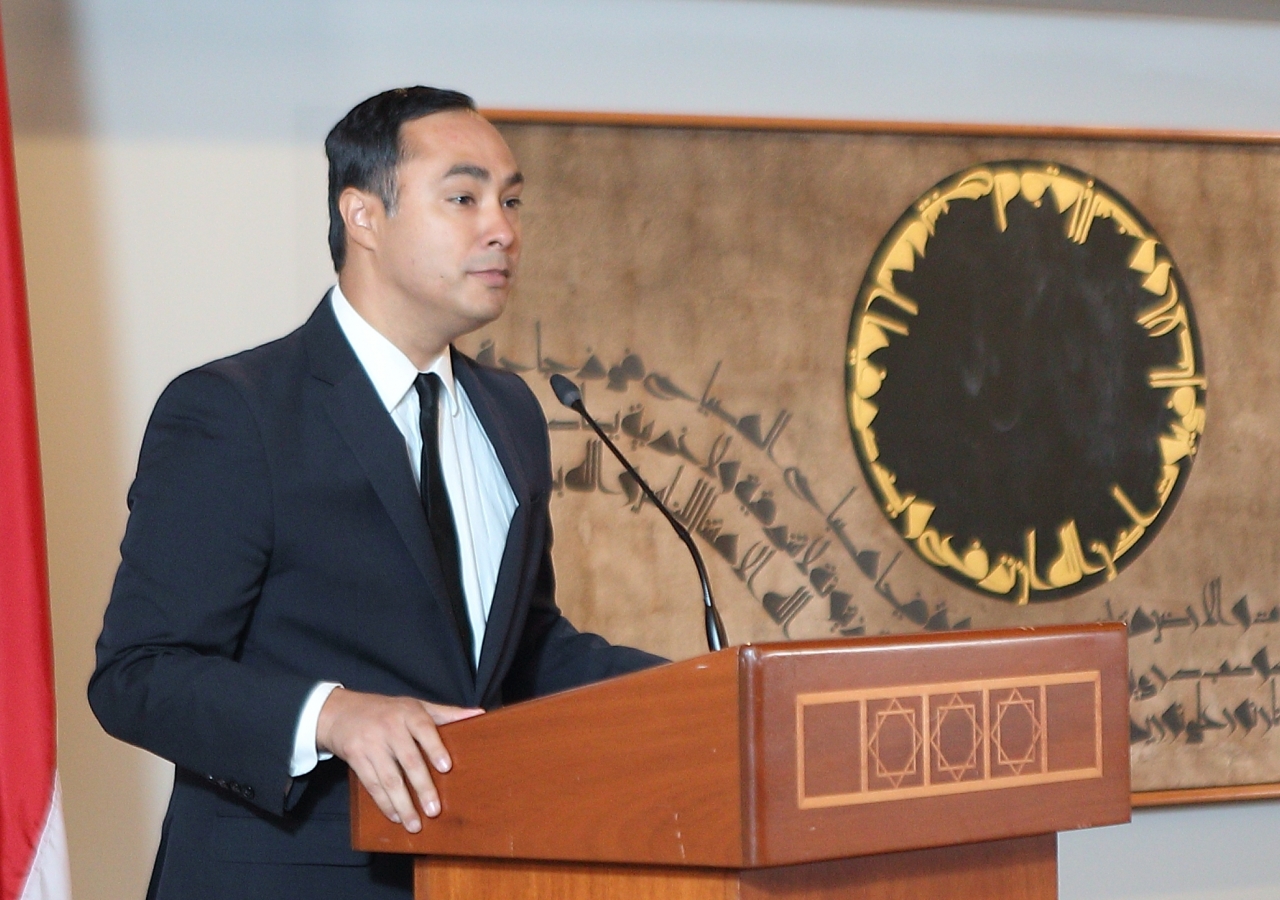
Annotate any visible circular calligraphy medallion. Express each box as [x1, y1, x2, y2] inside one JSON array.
[[846, 161, 1206, 604]]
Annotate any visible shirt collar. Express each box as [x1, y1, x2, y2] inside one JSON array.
[[330, 284, 459, 416]]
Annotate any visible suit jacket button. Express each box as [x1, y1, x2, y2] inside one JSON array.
[[242, 785, 255, 799]]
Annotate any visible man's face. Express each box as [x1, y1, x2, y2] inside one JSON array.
[[371, 110, 523, 340]]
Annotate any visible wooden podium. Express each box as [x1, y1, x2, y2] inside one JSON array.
[[351, 624, 1129, 898]]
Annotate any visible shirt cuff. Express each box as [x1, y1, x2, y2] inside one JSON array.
[[289, 681, 342, 778]]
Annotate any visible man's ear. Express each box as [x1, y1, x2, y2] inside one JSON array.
[[338, 187, 382, 256]]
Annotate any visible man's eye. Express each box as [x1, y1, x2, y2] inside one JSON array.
[[503, 197, 523, 209], [449, 195, 475, 205]]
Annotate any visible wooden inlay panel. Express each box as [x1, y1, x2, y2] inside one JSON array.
[[797, 671, 1101, 809]]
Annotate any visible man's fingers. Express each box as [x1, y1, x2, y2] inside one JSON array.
[[424, 702, 484, 727], [416, 703, 483, 774], [407, 710, 454, 776], [367, 746, 430, 832], [346, 735, 429, 832], [388, 727, 442, 819], [348, 754, 410, 829]]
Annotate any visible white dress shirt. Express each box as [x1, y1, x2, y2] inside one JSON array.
[[288, 285, 518, 777]]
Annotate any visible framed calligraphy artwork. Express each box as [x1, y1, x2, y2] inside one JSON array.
[[465, 111, 1280, 805]]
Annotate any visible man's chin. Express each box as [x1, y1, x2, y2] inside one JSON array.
[[454, 295, 509, 337]]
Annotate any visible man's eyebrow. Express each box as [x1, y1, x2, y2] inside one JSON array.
[[443, 163, 491, 181], [441, 165, 524, 188]]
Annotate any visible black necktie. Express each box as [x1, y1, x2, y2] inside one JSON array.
[[414, 373, 474, 673]]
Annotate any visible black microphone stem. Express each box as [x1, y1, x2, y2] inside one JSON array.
[[560, 392, 728, 653]]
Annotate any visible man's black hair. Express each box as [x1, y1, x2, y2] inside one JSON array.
[[325, 86, 477, 271]]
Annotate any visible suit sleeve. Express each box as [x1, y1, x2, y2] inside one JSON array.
[[499, 382, 667, 703], [501, 532, 667, 704], [88, 368, 314, 817]]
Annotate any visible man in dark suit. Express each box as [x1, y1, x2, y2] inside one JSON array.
[[89, 87, 663, 899]]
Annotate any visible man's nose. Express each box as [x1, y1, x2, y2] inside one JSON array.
[[482, 202, 517, 249]]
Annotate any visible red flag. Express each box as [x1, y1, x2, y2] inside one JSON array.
[[0, 10, 72, 900]]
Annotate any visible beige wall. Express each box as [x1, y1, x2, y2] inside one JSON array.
[[17, 134, 335, 898], [8, 2, 1280, 898]]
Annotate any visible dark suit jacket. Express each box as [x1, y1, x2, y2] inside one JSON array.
[[89, 296, 663, 899]]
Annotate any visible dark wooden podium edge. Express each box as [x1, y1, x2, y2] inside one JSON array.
[[483, 108, 1280, 146]]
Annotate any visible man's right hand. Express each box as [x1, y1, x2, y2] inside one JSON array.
[[315, 688, 483, 833]]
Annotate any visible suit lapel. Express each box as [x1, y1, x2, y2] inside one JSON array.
[[302, 297, 475, 699], [452, 352, 537, 699]]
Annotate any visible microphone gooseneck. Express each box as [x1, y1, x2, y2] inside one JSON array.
[[549, 373, 728, 652]]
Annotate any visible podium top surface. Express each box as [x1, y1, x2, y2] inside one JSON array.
[[352, 624, 1130, 868]]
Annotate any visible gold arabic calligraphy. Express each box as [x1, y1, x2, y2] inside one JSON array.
[[848, 162, 1206, 604]]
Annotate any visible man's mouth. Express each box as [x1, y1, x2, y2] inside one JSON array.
[[468, 267, 511, 287], [466, 254, 514, 287]]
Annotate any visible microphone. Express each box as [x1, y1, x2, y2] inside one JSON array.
[[549, 373, 729, 653]]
